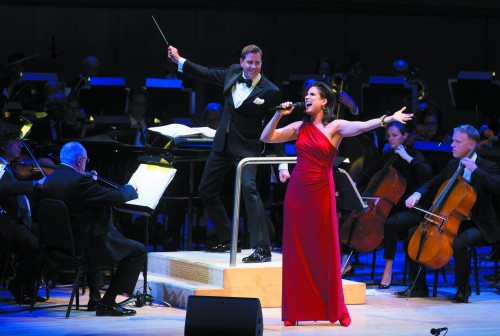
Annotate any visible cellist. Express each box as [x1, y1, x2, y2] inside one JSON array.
[[340, 121, 433, 288], [398, 125, 500, 302]]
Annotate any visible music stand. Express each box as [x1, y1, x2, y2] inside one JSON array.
[[10, 72, 58, 111], [448, 71, 500, 128], [78, 77, 128, 116], [145, 78, 195, 122], [334, 167, 367, 212], [114, 163, 176, 307]]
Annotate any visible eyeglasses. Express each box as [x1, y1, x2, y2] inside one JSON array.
[[80, 156, 90, 164]]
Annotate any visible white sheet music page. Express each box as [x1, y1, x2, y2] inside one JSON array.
[[125, 164, 177, 211], [148, 123, 216, 138]]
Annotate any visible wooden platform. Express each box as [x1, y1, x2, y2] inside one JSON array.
[[135, 250, 366, 308]]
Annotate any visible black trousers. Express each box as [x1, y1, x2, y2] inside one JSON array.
[[3, 223, 43, 295], [87, 237, 147, 300], [198, 150, 270, 248], [383, 210, 422, 260]]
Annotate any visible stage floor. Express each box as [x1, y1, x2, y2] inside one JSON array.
[[1, 247, 500, 335], [1, 284, 500, 335]]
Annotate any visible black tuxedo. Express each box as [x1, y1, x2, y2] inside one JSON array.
[[410, 156, 500, 287], [184, 60, 283, 247], [0, 164, 42, 300], [41, 165, 146, 298]]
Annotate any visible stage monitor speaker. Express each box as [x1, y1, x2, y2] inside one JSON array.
[[184, 295, 263, 336]]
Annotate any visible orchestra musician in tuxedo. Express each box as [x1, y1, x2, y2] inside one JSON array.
[[41, 141, 147, 316], [0, 121, 46, 304], [398, 125, 500, 303], [167, 44, 289, 262]]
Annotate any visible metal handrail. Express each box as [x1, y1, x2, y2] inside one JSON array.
[[230, 156, 297, 266]]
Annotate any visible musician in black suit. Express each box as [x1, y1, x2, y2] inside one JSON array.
[[0, 121, 46, 303], [168, 44, 288, 262], [397, 125, 500, 303], [41, 141, 147, 316]]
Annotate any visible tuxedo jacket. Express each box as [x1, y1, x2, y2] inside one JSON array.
[[41, 165, 138, 267], [416, 156, 500, 243], [184, 61, 284, 157]]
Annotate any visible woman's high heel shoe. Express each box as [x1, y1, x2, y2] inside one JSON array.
[[378, 275, 393, 289], [340, 316, 351, 327], [284, 320, 297, 326]]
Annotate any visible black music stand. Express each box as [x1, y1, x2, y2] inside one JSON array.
[[78, 78, 128, 116], [334, 167, 367, 212], [361, 76, 417, 148], [448, 71, 500, 129], [114, 163, 176, 308]]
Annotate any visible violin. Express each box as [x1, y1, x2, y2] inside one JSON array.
[[11, 154, 57, 180], [408, 135, 493, 269], [340, 130, 418, 253]]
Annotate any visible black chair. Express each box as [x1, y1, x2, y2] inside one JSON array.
[[469, 242, 499, 296], [35, 198, 84, 318]]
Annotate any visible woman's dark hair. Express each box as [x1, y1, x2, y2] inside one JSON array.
[[309, 81, 336, 124], [387, 121, 408, 135]]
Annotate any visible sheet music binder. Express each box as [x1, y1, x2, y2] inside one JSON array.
[[114, 163, 177, 216], [334, 167, 367, 212]]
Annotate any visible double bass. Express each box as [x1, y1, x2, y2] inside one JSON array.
[[407, 136, 492, 270], [339, 131, 418, 253]]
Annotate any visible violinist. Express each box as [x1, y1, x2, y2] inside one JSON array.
[[0, 121, 46, 304], [398, 125, 500, 302], [343, 122, 433, 288]]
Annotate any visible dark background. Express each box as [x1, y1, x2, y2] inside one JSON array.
[[1, 0, 499, 129]]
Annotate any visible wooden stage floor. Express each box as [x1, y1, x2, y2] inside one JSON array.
[[1, 246, 500, 336]]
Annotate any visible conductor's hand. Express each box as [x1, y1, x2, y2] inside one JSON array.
[[168, 46, 180, 64], [405, 192, 421, 209], [278, 101, 295, 116], [279, 169, 290, 183]]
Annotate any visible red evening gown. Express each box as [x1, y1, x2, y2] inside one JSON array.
[[282, 122, 350, 324]]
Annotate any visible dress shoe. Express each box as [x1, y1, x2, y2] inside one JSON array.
[[87, 298, 101, 311], [452, 286, 471, 303], [96, 302, 137, 316], [7, 279, 23, 304], [394, 286, 429, 298], [484, 272, 500, 282], [283, 320, 297, 326], [205, 241, 241, 253], [242, 246, 272, 263]]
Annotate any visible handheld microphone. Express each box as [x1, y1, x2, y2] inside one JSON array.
[[271, 102, 305, 111], [430, 327, 448, 335]]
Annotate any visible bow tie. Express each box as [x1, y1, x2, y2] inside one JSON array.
[[236, 76, 253, 88]]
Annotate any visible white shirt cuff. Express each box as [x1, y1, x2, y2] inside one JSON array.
[[178, 57, 186, 72], [278, 163, 289, 171]]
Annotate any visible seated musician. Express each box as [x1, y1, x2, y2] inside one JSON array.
[[342, 121, 433, 288], [0, 121, 46, 304], [398, 125, 500, 302], [41, 141, 147, 316]]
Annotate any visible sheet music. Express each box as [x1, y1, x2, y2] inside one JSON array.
[[125, 164, 177, 211], [149, 123, 216, 138]]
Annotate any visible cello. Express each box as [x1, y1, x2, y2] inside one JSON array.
[[407, 135, 493, 270], [339, 130, 418, 253]]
